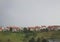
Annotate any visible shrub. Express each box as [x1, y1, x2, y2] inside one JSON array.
[[29, 37, 35, 42], [36, 37, 40, 42]]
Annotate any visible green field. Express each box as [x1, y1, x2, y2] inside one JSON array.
[[0, 31, 60, 42]]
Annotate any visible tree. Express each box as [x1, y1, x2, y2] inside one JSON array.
[[23, 27, 28, 33], [36, 37, 40, 42], [45, 28, 49, 32], [28, 28, 31, 32], [29, 37, 35, 42], [23, 27, 29, 38], [10, 27, 12, 32]]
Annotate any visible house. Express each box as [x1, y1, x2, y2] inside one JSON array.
[[27, 26, 41, 31], [6, 26, 20, 32], [28, 27, 35, 31], [47, 26, 54, 31], [48, 25, 60, 31], [52, 26, 60, 31], [40, 25, 47, 30], [0, 26, 3, 31], [34, 26, 41, 31], [3, 27, 10, 31]]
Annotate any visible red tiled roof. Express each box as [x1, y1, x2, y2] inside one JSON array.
[[7, 26, 20, 29], [0, 27, 2, 30], [48, 25, 60, 28], [35, 26, 41, 28]]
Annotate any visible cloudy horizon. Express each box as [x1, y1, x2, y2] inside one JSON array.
[[0, 0, 60, 27]]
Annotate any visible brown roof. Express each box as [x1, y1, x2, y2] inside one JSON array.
[[48, 25, 60, 28], [7, 26, 20, 29]]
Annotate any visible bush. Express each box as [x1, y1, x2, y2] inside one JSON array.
[[29, 37, 35, 42], [36, 37, 40, 42], [42, 39, 48, 42]]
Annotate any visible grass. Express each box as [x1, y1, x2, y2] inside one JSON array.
[[0, 31, 60, 42], [0, 32, 25, 42]]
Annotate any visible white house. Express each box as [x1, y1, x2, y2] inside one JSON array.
[[6, 26, 20, 32], [40, 26, 47, 30]]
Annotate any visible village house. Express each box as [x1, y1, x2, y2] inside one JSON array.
[[0, 26, 3, 31], [55, 26, 60, 31], [47, 26, 53, 31], [27, 26, 41, 31], [40, 25, 47, 30], [28, 27, 35, 31], [47, 25, 60, 31], [6, 26, 20, 32], [34, 26, 41, 31], [19, 27, 24, 31], [3, 27, 9, 31], [1, 25, 60, 32]]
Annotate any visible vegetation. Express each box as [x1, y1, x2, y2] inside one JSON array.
[[29, 37, 35, 42], [10, 27, 12, 32], [36, 37, 41, 42], [41, 39, 48, 42], [0, 30, 60, 42]]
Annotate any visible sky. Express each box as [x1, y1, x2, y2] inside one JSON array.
[[0, 0, 60, 27]]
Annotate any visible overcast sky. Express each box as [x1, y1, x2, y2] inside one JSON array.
[[0, 0, 60, 27]]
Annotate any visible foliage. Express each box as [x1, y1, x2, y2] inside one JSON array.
[[10, 27, 12, 32], [42, 39, 48, 42], [0, 31, 60, 42], [36, 37, 41, 42], [23, 27, 28, 33], [29, 37, 35, 42]]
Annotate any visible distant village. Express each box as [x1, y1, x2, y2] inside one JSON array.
[[0, 25, 60, 32]]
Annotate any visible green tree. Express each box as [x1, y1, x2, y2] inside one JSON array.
[[45, 28, 49, 32], [23, 27, 28, 33], [10, 27, 12, 32]]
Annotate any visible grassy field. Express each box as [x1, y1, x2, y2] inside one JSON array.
[[0, 31, 60, 42], [0, 32, 25, 42]]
